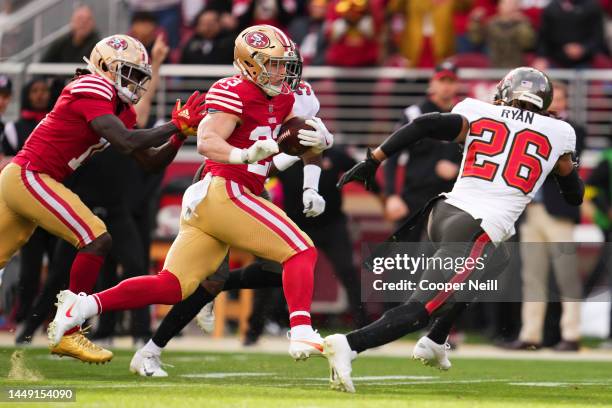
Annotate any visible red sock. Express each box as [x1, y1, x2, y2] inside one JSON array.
[[94, 270, 182, 313], [282, 247, 317, 327], [69, 253, 105, 294]]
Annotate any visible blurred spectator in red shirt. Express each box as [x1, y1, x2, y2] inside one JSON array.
[[468, 0, 536, 67], [289, 0, 328, 65], [388, 0, 459, 67], [180, 8, 235, 64], [534, 0, 608, 69], [324, 0, 382, 66], [235, 0, 297, 31]]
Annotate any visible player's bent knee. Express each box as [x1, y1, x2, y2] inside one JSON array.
[[83, 232, 112, 255], [284, 246, 317, 266]]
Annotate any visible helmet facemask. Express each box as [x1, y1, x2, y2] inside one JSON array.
[[113, 60, 151, 104], [253, 53, 300, 96]]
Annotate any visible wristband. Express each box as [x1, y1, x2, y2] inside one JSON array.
[[229, 148, 248, 164], [273, 153, 301, 171], [303, 164, 322, 191], [169, 134, 186, 150]]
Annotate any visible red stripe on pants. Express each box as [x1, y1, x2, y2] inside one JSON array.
[[425, 233, 492, 314]]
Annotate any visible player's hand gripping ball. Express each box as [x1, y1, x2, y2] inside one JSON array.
[[298, 117, 334, 154], [171, 91, 207, 137], [277, 117, 315, 156]]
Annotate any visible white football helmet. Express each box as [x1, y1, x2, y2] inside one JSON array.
[[84, 34, 152, 104]]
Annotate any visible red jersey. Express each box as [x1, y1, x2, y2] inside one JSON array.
[[203, 76, 294, 195], [13, 74, 137, 182]]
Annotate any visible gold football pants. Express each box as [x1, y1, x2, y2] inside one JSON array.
[[164, 176, 313, 297], [0, 163, 106, 267]]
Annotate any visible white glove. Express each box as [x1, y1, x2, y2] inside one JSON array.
[[303, 188, 326, 217], [298, 117, 334, 154], [230, 139, 279, 164]]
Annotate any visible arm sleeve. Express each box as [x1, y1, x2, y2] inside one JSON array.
[[554, 168, 584, 206], [379, 112, 464, 158]]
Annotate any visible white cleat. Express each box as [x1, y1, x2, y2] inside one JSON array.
[[412, 336, 452, 371], [323, 334, 356, 393], [47, 290, 88, 347], [130, 349, 168, 377], [288, 330, 324, 361], [195, 301, 215, 334]]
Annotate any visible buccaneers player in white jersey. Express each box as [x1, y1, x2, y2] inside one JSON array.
[[328, 67, 584, 393], [0, 34, 204, 363], [48, 25, 332, 362]]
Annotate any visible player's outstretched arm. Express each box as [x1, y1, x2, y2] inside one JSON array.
[[553, 153, 584, 206], [197, 112, 278, 164], [91, 91, 206, 155], [337, 113, 468, 190]]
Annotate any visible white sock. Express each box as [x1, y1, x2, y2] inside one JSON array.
[[82, 295, 100, 318], [141, 339, 163, 356], [291, 324, 314, 339]]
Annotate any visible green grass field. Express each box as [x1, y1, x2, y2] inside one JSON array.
[[1, 347, 611, 407]]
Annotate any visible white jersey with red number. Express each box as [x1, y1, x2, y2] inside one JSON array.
[[203, 75, 295, 195], [292, 81, 320, 118], [444, 98, 576, 242]]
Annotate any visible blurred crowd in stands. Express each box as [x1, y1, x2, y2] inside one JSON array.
[[31, 0, 611, 69]]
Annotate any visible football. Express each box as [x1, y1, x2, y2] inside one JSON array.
[[277, 116, 314, 156]]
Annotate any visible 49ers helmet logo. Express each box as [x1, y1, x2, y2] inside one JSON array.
[[245, 31, 270, 49], [106, 37, 128, 51]]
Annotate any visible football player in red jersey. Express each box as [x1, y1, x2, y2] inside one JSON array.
[[47, 25, 332, 363], [0, 34, 205, 363]]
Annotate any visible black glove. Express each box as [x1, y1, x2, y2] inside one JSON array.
[[337, 148, 380, 191]]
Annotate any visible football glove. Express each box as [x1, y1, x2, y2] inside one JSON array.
[[336, 148, 380, 191], [244, 139, 279, 164], [171, 91, 206, 137], [303, 188, 326, 217], [298, 117, 334, 154]]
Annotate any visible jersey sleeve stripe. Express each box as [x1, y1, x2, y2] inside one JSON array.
[[71, 88, 113, 100], [207, 88, 241, 99], [206, 100, 242, 114], [79, 76, 115, 91], [72, 83, 114, 98], [205, 94, 243, 107]]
